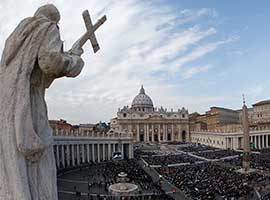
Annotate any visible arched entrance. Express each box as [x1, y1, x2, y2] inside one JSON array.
[[154, 134, 158, 142], [167, 133, 171, 141], [140, 134, 144, 142], [182, 130, 187, 142]]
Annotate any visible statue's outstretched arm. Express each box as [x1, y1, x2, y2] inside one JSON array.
[[38, 25, 84, 79]]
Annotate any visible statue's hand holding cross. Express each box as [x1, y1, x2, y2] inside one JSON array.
[[69, 10, 106, 56]]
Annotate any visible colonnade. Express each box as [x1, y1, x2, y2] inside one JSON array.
[[53, 140, 134, 169], [191, 130, 270, 150], [226, 134, 270, 150]]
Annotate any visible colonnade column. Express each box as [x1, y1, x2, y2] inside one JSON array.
[[250, 136, 253, 148], [56, 145, 60, 168], [254, 136, 257, 149], [71, 144, 75, 166], [121, 144, 124, 159], [262, 135, 265, 148], [92, 144, 95, 162], [61, 145, 65, 168], [103, 144, 106, 161], [87, 144, 90, 163], [97, 143, 100, 163], [82, 144, 85, 163], [77, 144, 80, 165], [66, 145, 70, 166], [258, 135, 261, 149], [267, 135, 269, 148], [131, 143, 134, 158], [108, 143, 111, 160]]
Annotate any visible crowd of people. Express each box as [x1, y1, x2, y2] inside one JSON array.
[[143, 154, 202, 166], [88, 160, 162, 193], [178, 144, 217, 153], [156, 162, 260, 200], [194, 149, 241, 159], [262, 192, 270, 200], [223, 152, 270, 171], [58, 144, 270, 200], [134, 149, 158, 159], [63, 193, 175, 200], [58, 159, 175, 200]]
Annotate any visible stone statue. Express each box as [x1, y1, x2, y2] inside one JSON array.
[[0, 4, 106, 200]]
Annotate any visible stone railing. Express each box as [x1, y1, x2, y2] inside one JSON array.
[[191, 126, 270, 134], [53, 129, 133, 139]]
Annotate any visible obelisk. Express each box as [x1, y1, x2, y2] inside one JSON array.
[[242, 95, 250, 171]]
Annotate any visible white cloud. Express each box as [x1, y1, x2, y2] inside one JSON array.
[[169, 35, 239, 73], [0, 0, 237, 123], [182, 65, 211, 79]]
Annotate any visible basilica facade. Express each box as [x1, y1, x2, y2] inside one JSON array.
[[111, 86, 189, 143]]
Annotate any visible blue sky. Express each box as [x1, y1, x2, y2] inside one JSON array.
[[0, 0, 269, 123], [159, 0, 270, 108]]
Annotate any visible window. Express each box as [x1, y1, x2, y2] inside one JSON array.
[[123, 113, 127, 117], [182, 114, 185, 118]]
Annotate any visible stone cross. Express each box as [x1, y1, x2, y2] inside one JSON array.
[[74, 10, 106, 52]]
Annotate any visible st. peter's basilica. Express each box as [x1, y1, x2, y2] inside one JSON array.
[[111, 86, 189, 143]]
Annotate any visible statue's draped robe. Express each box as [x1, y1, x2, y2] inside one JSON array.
[[0, 15, 83, 200]]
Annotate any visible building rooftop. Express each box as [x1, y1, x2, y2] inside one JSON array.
[[79, 124, 96, 128], [210, 106, 238, 112], [252, 100, 270, 107]]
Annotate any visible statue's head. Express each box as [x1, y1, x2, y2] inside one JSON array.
[[34, 4, 60, 23]]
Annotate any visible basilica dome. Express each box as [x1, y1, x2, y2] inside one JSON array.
[[131, 86, 154, 111]]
